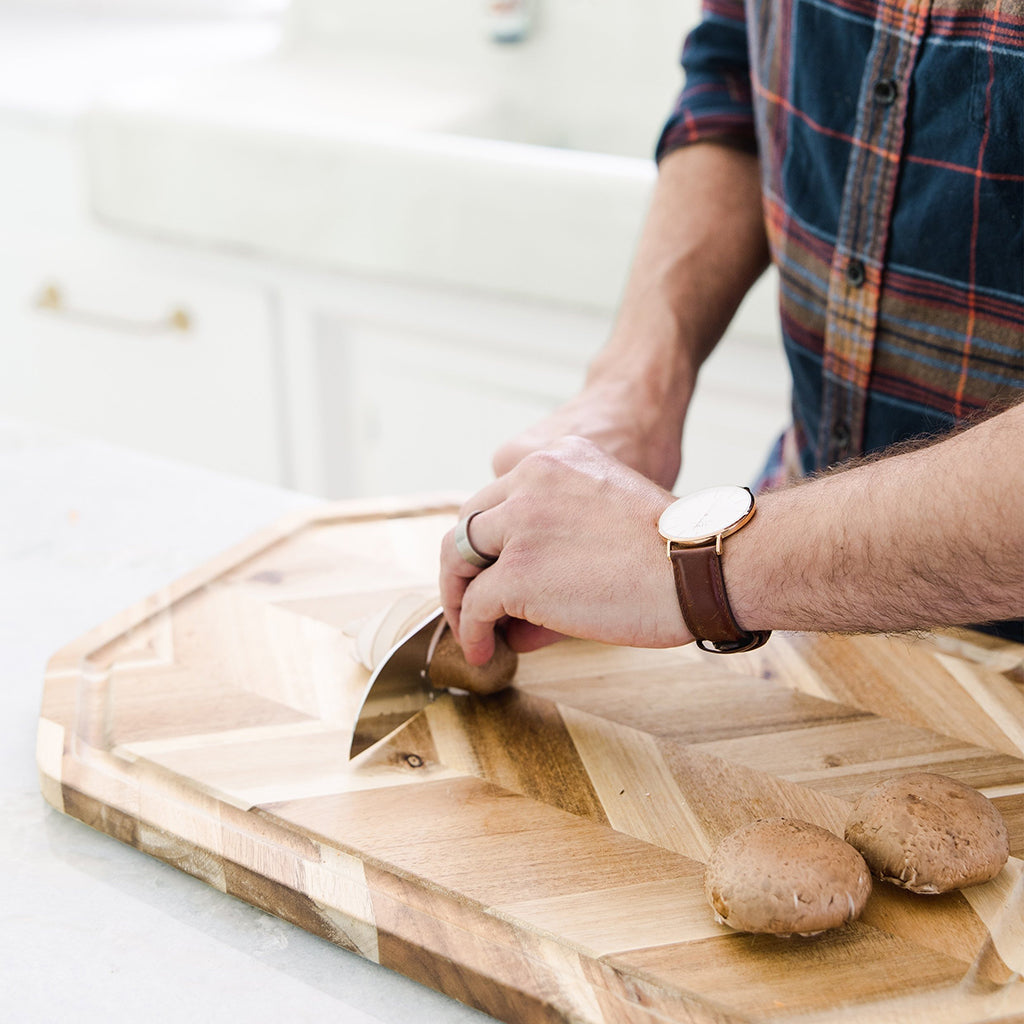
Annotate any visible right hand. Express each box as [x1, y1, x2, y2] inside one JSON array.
[[441, 436, 689, 665], [492, 383, 685, 489]]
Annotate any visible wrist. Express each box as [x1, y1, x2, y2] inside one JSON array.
[[721, 521, 762, 633], [591, 302, 699, 403], [659, 486, 772, 653], [584, 324, 697, 439]]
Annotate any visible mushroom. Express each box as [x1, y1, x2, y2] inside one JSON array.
[[704, 818, 871, 936], [428, 625, 517, 695], [844, 772, 1009, 894], [352, 595, 517, 696]]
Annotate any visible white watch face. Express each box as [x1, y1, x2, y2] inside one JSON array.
[[658, 485, 755, 545]]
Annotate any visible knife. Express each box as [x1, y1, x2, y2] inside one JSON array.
[[349, 607, 448, 759], [348, 604, 518, 760]]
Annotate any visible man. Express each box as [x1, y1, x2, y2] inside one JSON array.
[[439, 0, 1023, 666]]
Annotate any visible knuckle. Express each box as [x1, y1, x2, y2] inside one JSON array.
[[519, 435, 603, 478], [496, 541, 532, 577], [561, 433, 598, 454], [519, 445, 568, 479]]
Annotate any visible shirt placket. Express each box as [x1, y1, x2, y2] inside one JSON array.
[[818, 0, 933, 467]]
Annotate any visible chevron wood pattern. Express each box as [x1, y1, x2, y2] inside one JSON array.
[[38, 498, 1024, 1024]]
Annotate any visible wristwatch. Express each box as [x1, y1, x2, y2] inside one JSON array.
[[658, 485, 771, 653]]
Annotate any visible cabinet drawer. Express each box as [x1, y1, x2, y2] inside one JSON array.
[[0, 239, 284, 484], [316, 319, 585, 498]]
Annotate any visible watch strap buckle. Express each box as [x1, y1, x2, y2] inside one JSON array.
[[695, 631, 771, 654]]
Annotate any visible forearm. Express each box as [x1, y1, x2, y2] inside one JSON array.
[[491, 142, 769, 487], [586, 142, 770, 430], [726, 404, 1024, 633]]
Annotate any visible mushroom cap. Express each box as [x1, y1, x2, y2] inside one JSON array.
[[844, 772, 1009, 894], [704, 818, 871, 936], [428, 626, 517, 695]]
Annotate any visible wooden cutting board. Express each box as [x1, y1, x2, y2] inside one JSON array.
[[38, 498, 1024, 1024]]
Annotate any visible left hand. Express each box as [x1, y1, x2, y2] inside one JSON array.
[[439, 436, 692, 666]]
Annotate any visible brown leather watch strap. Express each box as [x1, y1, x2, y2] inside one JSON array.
[[669, 544, 770, 653]]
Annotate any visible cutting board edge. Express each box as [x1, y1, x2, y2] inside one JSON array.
[[43, 772, 763, 1024], [41, 771, 1024, 1024]]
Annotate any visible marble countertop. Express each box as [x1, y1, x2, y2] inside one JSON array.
[[1, 416, 492, 1023]]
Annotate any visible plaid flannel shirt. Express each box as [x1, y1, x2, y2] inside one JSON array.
[[658, 0, 1024, 478]]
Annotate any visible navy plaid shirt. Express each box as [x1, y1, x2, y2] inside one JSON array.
[[658, 0, 1023, 637], [659, 0, 1023, 471]]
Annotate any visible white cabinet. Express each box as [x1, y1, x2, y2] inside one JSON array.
[[0, 17, 288, 488], [0, 231, 285, 485], [315, 315, 591, 497], [274, 272, 607, 498], [296, 272, 791, 500]]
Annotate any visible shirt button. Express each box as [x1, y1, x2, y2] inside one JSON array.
[[846, 258, 866, 287], [831, 420, 851, 457], [873, 79, 899, 105]]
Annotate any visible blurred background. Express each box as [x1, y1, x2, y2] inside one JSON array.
[[0, 0, 789, 500]]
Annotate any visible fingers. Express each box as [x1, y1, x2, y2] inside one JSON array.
[[440, 480, 512, 651], [453, 503, 503, 564], [455, 475, 511, 530], [440, 493, 534, 665], [454, 561, 512, 665]]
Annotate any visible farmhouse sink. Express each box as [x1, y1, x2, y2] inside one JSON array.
[[83, 0, 706, 310]]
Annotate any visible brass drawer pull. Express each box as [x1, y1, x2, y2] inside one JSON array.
[[34, 283, 192, 335]]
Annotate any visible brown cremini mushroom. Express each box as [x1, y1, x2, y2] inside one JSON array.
[[844, 772, 1009, 894], [428, 626, 517, 695], [704, 818, 871, 936]]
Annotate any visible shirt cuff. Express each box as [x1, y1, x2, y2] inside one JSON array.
[[655, 5, 757, 162]]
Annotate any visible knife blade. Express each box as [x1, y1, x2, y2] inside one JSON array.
[[349, 608, 447, 759]]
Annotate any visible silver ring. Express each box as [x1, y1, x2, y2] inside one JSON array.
[[454, 510, 496, 569]]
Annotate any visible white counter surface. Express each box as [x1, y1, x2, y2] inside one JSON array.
[[0, 416, 492, 1023]]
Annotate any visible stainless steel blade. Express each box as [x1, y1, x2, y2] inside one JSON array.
[[349, 608, 446, 759]]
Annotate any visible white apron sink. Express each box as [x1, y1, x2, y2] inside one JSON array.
[[83, 0, 701, 310]]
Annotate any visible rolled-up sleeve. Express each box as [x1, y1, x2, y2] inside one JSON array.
[[655, 0, 756, 161]]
